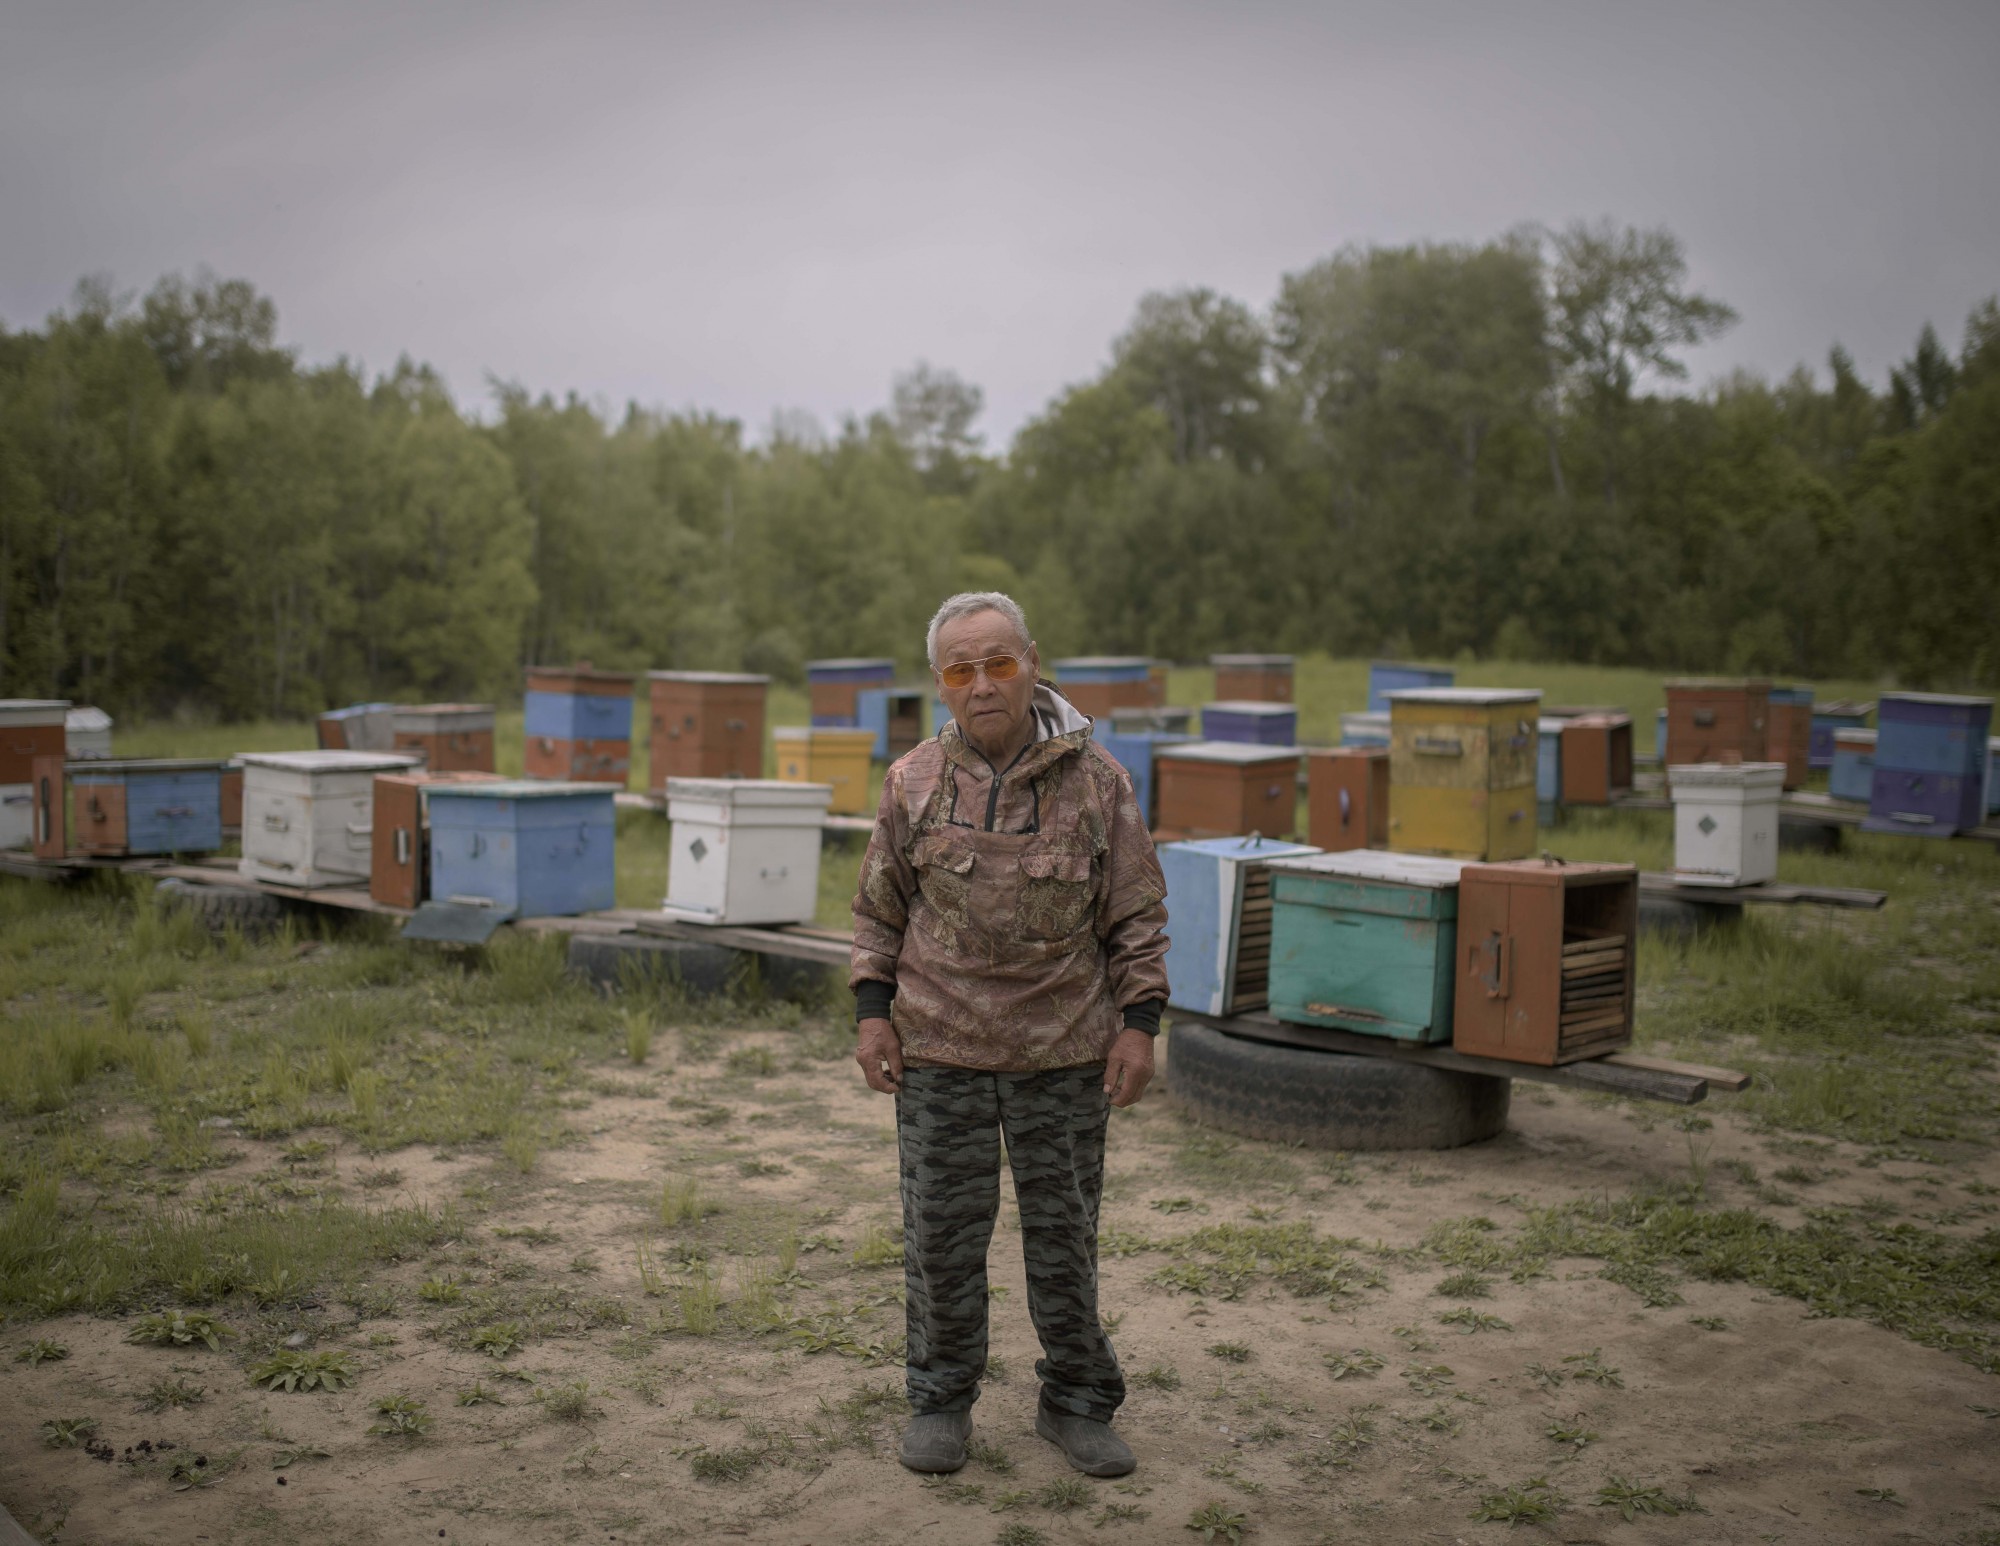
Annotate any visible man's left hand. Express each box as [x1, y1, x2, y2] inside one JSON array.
[[1103, 1028, 1155, 1109]]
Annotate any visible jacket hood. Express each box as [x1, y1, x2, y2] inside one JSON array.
[[940, 681, 1093, 782]]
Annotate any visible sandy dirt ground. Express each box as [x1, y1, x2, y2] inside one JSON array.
[[4, 1025, 1997, 1546]]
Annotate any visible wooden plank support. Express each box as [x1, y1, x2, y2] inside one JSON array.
[[1169, 1006, 1717, 1106], [1637, 873, 1886, 909], [634, 914, 854, 968]]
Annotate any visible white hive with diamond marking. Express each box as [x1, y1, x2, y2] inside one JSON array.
[[661, 778, 834, 925], [1667, 762, 1785, 887]]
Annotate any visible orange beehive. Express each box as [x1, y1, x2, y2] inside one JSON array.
[[370, 770, 508, 909], [1558, 714, 1634, 806], [647, 672, 769, 785], [1306, 746, 1389, 851], [392, 705, 497, 773], [1155, 742, 1300, 841], [1211, 654, 1294, 703], [1664, 680, 1769, 773]]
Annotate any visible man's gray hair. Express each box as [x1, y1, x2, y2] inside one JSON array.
[[926, 591, 1031, 668]]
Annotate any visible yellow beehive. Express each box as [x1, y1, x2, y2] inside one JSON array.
[[1386, 688, 1541, 860], [773, 727, 875, 815]]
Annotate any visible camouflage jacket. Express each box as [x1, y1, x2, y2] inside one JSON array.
[[849, 685, 1170, 1072]]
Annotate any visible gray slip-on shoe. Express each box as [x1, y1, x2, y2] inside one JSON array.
[[1035, 1400, 1136, 1477], [899, 1410, 973, 1473]]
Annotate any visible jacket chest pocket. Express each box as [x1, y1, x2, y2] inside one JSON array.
[[912, 835, 976, 936], [1017, 850, 1095, 940]]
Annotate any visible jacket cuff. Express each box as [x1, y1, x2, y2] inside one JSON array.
[[854, 980, 897, 1026], [1121, 999, 1164, 1037]]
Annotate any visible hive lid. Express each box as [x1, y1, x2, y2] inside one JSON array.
[[65, 706, 113, 733], [425, 779, 614, 800], [1813, 699, 1873, 717], [526, 664, 638, 685], [1665, 677, 1772, 690], [1385, 688, 1541, 707], [1370, 660, 1448, 672], [237, 750, 422, 773], [666, 778, 834, 808], [1340, 710, 1391, 725], [1877, 691, 1995, 708], [1161, 835, 1321, 863], [69, 758, 228, 775], [1767, 685, 1815, 704], [806, 657, 897, 671], [1051, 656, 1151, 670], [0, 699, 70, 723], [1666, 761, 1787, 788], [1833, 729, 1877, 746], [1154, 740, 1301, 765], [1538, 718, 1569, 734], [773, 725, 875, 743], [322, 702, 396, 719], [1202, 700, 1298, 717], [1542, 704, 1625, 719], [1210, 653, 1294, 667], [646, 670, 772, 684], [1264, 850, 1469, 888]]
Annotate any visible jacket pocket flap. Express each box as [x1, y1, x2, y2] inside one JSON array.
[[913, 836, 975, 874], [1020, 850, 1092, 883]]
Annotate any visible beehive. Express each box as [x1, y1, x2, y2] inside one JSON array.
[[1340, 710, 1391, 748], [661, 778, 835, 925], [773, 727, 875, 814], [1108, 706, 1195, 735], [1764, 685, 1814, 790], [1306, 746, 1389, 852], [1265, 850, 1468, 1043], [1384, 688, 1540, 861], [856, 688, 925, 761], [317, 703, 396, 752], [1148, 660, 1171, 707], [0, 701, 69, 785], [0, 781, 32, 850], [1452, 859, 1638, 1065], [1095, 729, 1197, 826], [29, 754, 65, 858], [1211, 654, 1294, 702], [1988, 738, 2000, 817], [220, 762, 244, 832], [1049, 657, 1154, 720], [1664, 679, 1770, 772], [392, 705, 496, 773], [807, 659, 896, 726], [1829, 729, 1876, 803], [1201, 701, 1300, 746], [1559, 713, 1635, 806], [524, 665, 636, 784], [1863, 692, 1995, 838], [647, 671, 768, 786], [1367, 662, 1452, 712], [1154, 742, 1301, 841], [1669, 762, 1784, 886], [69, 760, 229, 857], [1159, 836, 1321, 1015], [370, 770, 508, 909], [64, 706, 112, 760], [427, 782, 616, 919], [1536, 717, 1565, 824], [239, 751, 420, 888], [1809, 701, 1872, 770]]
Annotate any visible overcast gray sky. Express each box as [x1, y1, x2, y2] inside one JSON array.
[[3, 1, 1996, 443]]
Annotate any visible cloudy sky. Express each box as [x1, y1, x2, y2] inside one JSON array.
[[4, 1, 1996, 442]]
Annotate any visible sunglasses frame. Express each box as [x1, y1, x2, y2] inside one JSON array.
[[934, 651, 1029, 690]]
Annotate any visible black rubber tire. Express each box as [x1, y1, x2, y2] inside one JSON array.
[[1778, 816, 1842, 854], [565, 932, 840, 1005], [1165, 1020, 1509, 1152], [1637, 893, 1742, 942], [155, 877, 289, 935]]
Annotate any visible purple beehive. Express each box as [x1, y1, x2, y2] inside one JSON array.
[[1862, 692, 1993, 838]]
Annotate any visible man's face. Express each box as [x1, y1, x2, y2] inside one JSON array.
[[934, 610, 1038, 756]]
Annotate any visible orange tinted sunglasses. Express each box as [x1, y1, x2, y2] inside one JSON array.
[[936, 653, 1026, 690]]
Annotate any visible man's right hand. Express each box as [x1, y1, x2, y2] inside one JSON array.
[[856, 1018, 904, 1094]]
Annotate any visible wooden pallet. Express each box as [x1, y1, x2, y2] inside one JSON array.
[[1637, 873, 1886, 909]]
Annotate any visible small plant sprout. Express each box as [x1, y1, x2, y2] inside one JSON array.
[[1688, 1315, 1730, 1331], [138, 1377, 206, 1412], [1403, 1363, 1456, 1396], [1435, 1271, 1491, 1298], [1135, 1364, 1182, 1391], [1039, 1476, 1091, 1511], [1206, 1342, 1252, 1364], [1563, 1349, 1624, 1387], [623, 1007, 654, 1064], [1471, 1478, 1565, 1524], [369, 1395, 431, 1436], [16, 1339, 68, 1366], [1438, 1307, 1512, 1334], [690, 1444, 766, 1481], [470, 1322, 526, 1358], [419, 1276, 463, 1304], [1186, 1501, 1248, 1543], [1545, 1419, 1599, 1451], [128, 1311, 230, 1352], [457, 1381, 506, 1406], [40, 1416, 99, 1448], [1855, 1486, 1904, 1504], [537, 1380, 597, 1422], [966, 1437, 1015, 1474], [1595, 1477, 1701, 1519], [995, 1525, 1047, 1546], [250, 1350, 356, 1393], [1322, 1349, 1384, 1380]]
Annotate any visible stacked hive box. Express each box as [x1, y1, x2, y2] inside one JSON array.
[[239, 751, 419, 888], [1211, 654, 1294, 702], [1809, 700, 1872, 771], [1385, 688, 1540, 861], [69, 760, 228, 856], [1096, 728, 1197, 827], [1829, 730, 1876, 803], [370, 770, 508, 909], [318, 703, 396, 752], [64, 707, 112, 760], [1, 702, 68, 845], [1109, 706, 1194, 735], [524, 665, 636, 784], [662, 778, 835, 925], [1340, 710, 1391, 748], [856, 688, 925, 761], [1863, 692, 1994, 838], [1368, 662, 1452, 712], [1148, 661, 1171, 707], [1201, 701, 1299, 746], [1306, 746, 1389, 852], [1559, 713, 1635, 805], [1764, 685, 1814, 790], [1535, 717, 1565, 825], [647, 671, 768, 786], [1664, 680, 1769, 775], [1669, 762, 1784, 886], [1049, 657, 1154, 720], [1265, 850, 1467, 1043], [773, 727, 875, 814], [1154, 742, 1301, 840], [1160, 837, 1321, 1015], [1452, 859, 1637, 1065], [393, 705, 496, 773], [427, 782, 616, 918], [807, 659, 896, 727]]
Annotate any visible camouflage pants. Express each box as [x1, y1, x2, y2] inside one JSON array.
[[896, 1064, 1125, 1422]]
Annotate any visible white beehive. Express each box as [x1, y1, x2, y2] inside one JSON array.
[[0, 785, 31, 850], [1668, 762, 1784, 887], [65, 706, 113, 760], [662, 778, 834, 926], [238, 750, 419, 889]]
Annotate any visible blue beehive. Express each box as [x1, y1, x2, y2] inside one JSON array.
[[1656, 707, 1667, 763], [524, 688, 632, 742], [1051, 656, 1151, 687], [1096, 729, 1197, 826], [1863, 692, 1994, 838], [1537, 717, 1565, 824], [1368, 662, 1453, 712], [1808, 701, 1871, 770], [1160, 835, 1322, 1015], [1829, 730, 1875, 803], [71, 759, 226, 856], [855, 688, 925, 760], [1201, 701, 1299, 746], [427, 781, 616, 918], [807, 658, 896, 728], [1340, 711, 1391, 748]]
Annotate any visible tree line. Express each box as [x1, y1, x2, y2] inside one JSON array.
[[1, 224, 1994, 720]]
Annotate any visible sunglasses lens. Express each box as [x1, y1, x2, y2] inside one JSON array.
[[941, 664, 975, 688], [940, 654, 1021, 689], [985, 655, 1019, 682]]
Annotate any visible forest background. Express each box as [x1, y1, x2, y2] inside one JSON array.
[[2, 220, 1994, 720]]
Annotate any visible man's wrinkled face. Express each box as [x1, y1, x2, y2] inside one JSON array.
[[934, 610, 1038, 758]]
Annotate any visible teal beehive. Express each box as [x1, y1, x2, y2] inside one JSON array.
[[1264, 850, 1468, 1044]]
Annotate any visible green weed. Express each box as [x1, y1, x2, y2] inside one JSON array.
[[250, 1350, 356, 1392], [1185, 1502, 1247, 1542], [1206, 1342, 1252, 1363], [1322, 1349, 1383, 1380], [127, 1311, 230, 1351], [15, 1339, 68, 1366], [369, 1395, 432, 1436], [137, 1376, 206, 1411], [39, 1416, 98, 1448], [1471, 1478, 1564, 1524], [1596, 1477, 1700, 1519]]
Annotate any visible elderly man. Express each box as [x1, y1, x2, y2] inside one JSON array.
[[850, 591, 1170, 1479]]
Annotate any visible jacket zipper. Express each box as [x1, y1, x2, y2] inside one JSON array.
[[981, 745, 1032, 832]]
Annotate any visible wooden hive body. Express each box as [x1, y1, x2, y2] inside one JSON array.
[[1200, 700, 1300, 746], [1863, 692, 1994, 838], [1367, 662, 1452, 712], [1664, 679, 1770, 771], [1808, 701, 1872, 770], [661, 778, 834, 925], [71, 759, 228, 856], [1305, 746, 1389, 852], [647, 672, 768, 785], [1764, 685, 1814, 789], [1154, 742, 1301, 841], [1828, 729, 1876, 803], [1159, 836, 1321, 1015], [392, 705, 496, 773], [856, 688, 926, 761], [1559, 713, 1634, 806], [1210, 654, 1294, 703], [370, 770, 508, 909], [0, 701, 69, 785], [1669, 762, 1784, 886], [1096, 729, 1197, 827], [773, 727, 875, 814], [1049, 657, 1154, 720], [239, 751, 420, 888], [1385, 689, 1540, 860], [806, 659, 896, 726], [524, 666, 635, 785], [427, 781, 616, 919]]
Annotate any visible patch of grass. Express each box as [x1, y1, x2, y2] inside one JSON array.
[[1471, 1480, 1564, 1524], [419, 1276, 463, 1304], [1186, 1501, 1248, 1542], [1595, 1477, 1700, 1519], [457, 1381, 506, 1406], [675, 1268, 721, 1336], [138, 1376, 207, 1411], [1206, 1342, 1252, 1363], [536, 1380, 598, 1422], [1403, 1363, 1455, 1396], [39, 1416, 99, 1448], [851, 1223, 902, 1268], [1545, 1420, 1598, 1450], [995, 1525, 1047, 1546], [250, 1350, 356, 1393], [470, 1322, 527, 1358], [1039, 1477, 1091, 1511], [690, 1443, 768, 1482], [1438, 1308, 1511, 1334], [127, 1311, 230, 1351], [1322, 1348, 1384, 1380], [1562, 1349, 1623, 1388], [1688, 1315, 1730, 1331], [15, 1339, 68, 1366], [369, 1395, 432, 1436], [659, 1177, 716, 1228], [966, 1438, 1015, 1474], [1434, 1271, 1491, 1299], [1134, 1364, 1182, 1391]]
